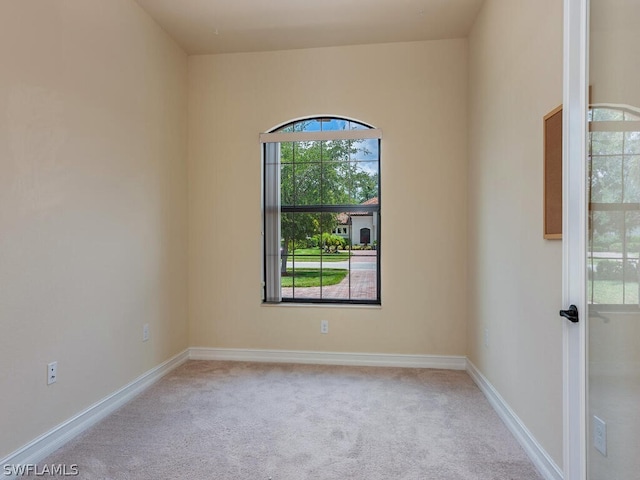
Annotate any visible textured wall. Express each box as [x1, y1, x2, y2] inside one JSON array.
[[188, 40, 469, 356], [467, 0, 564, 467], [0, 0, 189, 458]]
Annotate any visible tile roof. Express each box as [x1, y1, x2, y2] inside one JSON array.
[[337, 198, 377, 222]]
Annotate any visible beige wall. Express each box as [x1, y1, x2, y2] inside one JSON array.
[[0, 0, 188, 458], [188, 41, 469, 356], [467, 0, 564, 467]]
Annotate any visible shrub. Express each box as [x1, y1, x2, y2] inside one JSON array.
[[609, 243, 623, 253], [312, 233, 347, 251], [596, 260, 639, 281], [597, 260, 622, 280], [590, 239, 611, 252], [609, 242, 640, 253]]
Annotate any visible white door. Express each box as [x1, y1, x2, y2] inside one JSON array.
[[564, 0, 640, 478]]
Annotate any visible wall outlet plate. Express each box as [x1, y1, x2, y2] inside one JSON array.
[[143, 323, 150, 342], [320, 320, 329, 334], [593, 415, 607, 456], [47, 362, 57, 385]]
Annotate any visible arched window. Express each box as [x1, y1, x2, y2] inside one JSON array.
[[261, 117, 381, 304]]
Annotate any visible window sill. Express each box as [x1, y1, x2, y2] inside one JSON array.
[[261, 302, 382, 310]]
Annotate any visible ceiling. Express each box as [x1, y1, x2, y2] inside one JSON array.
[[133, 0, 485, 55]]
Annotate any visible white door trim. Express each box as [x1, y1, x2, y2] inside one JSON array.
[[562, 0, 589, 478]]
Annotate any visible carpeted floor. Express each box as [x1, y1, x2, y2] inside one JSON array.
[[36, 361, 543, 479]]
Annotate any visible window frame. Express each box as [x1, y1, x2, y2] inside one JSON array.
[[260, 116, 382, 305]]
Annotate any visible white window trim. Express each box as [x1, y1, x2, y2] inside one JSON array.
[[260, 128, 382, 144]]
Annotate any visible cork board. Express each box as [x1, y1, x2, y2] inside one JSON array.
[[544, 105, 563, 239]]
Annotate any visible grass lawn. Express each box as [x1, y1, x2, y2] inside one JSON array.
[[289, 248, 351, 262], [590, 280, 639, 304], [281, 268, 348, 288]]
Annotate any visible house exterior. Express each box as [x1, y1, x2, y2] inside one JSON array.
[[333, 197, 378, 246]]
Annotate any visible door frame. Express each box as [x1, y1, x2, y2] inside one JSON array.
[[562, 0, 589, 478]]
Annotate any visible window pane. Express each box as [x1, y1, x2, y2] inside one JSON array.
[[280, 212, 295, 300], [322, 163, 351, 205], [592, 258, 624, 304], [352, 161, 379, 204], [318, 215, 350, 300], [591, 211, 624, 305], [294, 212, 321, 251], [294, 162, 321, 206], [624, 131, 640, 155], [592, 211, 624, 251], [279, 142, 294, 164], [625, 111, 640, 121], [349, 120, 369, 130], [348, 212, 379, 301], [294, 119, 321, 132], [626, 211, 640, 263], [320, 118, 349, 131], [281, 163, 294, 206], [351, 139, 380, 161], [348, 259, 378, 301], [624, 210, 640, 305], [279, 124, 294, 133], [623, 260, 639, 304], [591, 131, 624, 156], [294, 140, 321, 163], [623, 156, 640, 202], [277, 207, 379, 303], [592, 108, 624, 121], [590, 156, 622, 203], [282, 213, 321, 300], [322, 140, 352, 163]]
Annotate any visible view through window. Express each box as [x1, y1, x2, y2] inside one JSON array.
[[262, 117, 381, 304]]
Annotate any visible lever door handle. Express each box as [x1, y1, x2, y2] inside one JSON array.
[[559, 305, 579, 323]]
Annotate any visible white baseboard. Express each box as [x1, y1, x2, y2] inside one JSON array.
[[466, 360, 563, 480], [189, 347, 467, 370], [1, 349, 189, 478]]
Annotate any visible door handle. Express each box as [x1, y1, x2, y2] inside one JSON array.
[[559, 305, 579, 323]]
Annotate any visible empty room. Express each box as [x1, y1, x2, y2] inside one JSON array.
[[2, 0, 637, 479]]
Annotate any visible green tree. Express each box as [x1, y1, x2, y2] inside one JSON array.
[[353, 170, 379, 203], [279, 137, 377, 273]]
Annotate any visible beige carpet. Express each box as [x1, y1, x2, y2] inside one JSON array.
[[36, 361, 543, 479]]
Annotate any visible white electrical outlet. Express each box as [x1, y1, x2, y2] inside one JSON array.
[[47, 362, 57, 385], [484, 328, 490, 348], [593, 415, 607, 456], [143, 323, 150, 342], [320, 320, 329, 334]]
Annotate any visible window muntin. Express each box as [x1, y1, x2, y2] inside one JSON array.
[[262, 117, 381, 304], [588, 106, 640, 307]]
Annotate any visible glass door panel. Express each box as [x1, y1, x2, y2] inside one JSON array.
[[588, 1, 640, 478]]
